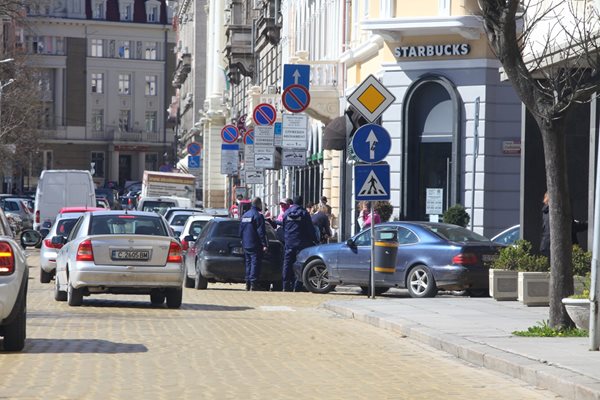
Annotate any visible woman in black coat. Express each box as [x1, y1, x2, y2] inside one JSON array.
[[540, 192, 588, 259]]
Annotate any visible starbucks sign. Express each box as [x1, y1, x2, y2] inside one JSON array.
[[395, 44, 470, 58]]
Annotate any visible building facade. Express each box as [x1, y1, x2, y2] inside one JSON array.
[[25, 0, 176, 190]]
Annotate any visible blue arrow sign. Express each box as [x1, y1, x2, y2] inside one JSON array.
[[355, 164, 390, 201], [351, 124, 391, 163], [188, 155, 200, 169], [283, 64, 310, 91]]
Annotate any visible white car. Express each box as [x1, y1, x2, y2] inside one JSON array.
[[39, 212, 85, 283], [54, 210, 184, 307], [166, 210, 205, 237], [179, 214, 221, 288], [0, 210, 41, 351]]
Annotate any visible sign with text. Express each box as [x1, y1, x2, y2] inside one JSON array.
[[425, 188, 444, 215], [244, 167, 264, 184], [282, 113, 308, 149], [220, 144, 239, 175], [274, 122, 282, 147], [282, 149, 307, 167], [254, 125, 274, 147], [254, 148, 275, 169], [244, 144, 254, 168]]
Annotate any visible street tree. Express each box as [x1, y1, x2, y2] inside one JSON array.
[[478, 0, 600, 327]]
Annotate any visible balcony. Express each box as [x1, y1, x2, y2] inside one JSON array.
[[224, 24, 254, 85], [254, 13, 280, 54], [172, 53, 192, 88], [305, 61, 341, 124]]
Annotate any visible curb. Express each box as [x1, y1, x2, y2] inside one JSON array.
[[324, 302, 600, 400]]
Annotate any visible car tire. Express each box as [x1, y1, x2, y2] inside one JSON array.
[[150, 291, 166, 305], [67, 282, 84, 306], [302, 259, 335, 294], [194, 267, 208, 290], [3, 289, 26, 351], [407, 265, 438, 298], [360, 286, 389, 296], [54, 277, 67, 302], [40, 268, 52, 284], [165, 288, 183, 309], [184, 275, 194, 289]]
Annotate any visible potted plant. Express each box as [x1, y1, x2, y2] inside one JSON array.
[[514, 243, 550, 306], [562, 275, 590, 330], [442, 204, 470, 227], [489, 240, 528, 300]]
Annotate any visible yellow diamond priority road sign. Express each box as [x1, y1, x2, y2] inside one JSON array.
[[347, 74, 396, 123]]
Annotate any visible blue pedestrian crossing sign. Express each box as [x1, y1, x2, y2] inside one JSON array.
[[351, 124, 391, 163], [355, 164, 390, 201], [188, 155, 200, 169]]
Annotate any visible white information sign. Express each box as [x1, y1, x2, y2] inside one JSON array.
[[254, 149, 275, 169], [282, 113, 308, 149], [282, 149, 306, 166], [425, 188, 444, 215], [220, 144, 239, 175], [244, 144, 254, 168], [254, 125, 274, 147], [245, 167, 264, 184]]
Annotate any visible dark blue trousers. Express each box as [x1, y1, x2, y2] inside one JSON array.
[[244, 247, 263, 284], [283, 246, 303, 290]]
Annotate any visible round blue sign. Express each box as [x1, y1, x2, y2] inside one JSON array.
[[253, 103, 277, 126], [221, 125, 239, 144], [282, 84, 310, 113], [187, 142, 201, 156], [351, 124, 391, 163], [243, 129, 254, 145]]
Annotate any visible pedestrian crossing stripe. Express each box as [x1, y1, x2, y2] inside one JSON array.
[[358, 170, 388, 197]]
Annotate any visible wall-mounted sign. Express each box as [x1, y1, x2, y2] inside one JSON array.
[[425, 188, 444, 215], [394, 44, 470, 59], [502, 139, 521, 155]]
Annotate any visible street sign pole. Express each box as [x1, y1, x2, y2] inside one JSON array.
[[370, 207, 375, 299]]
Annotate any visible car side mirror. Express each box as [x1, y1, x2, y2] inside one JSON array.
[[346, 238, 355, 248], [51, 235, 66, 245], [20, 230, 42, 248]]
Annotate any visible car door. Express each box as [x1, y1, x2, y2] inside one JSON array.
[[394, 226, 420, 281], [336, 229, 372, 284]]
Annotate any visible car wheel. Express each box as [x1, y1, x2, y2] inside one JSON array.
[[165, 288, 183, 309], [54, 276, 67, 302], [150, 291, 166, 305], [40, 268, 52, 284], [194, 267, 208, 290], [3, 290, 26, 351], [67, 282, 84, 306], [184, 275, 195, 288], [407, 265, 438, 298], [302, 260, 335, 294], [360, 286, 389, 296]]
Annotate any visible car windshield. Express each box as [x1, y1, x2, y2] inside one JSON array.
[[2, 201, 19, 212], [493, 226, 520, 245], [426, 224, 490, 242], [213, 221, 240, 238], [189, 220, 208, 236], [141, 201, 176, 215], [55, 218, 78, 236], [171, 214, 192, 226], [89, 215, 167, 236]]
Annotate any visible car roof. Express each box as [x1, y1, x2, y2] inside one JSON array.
[[88, 210, 161, 217], [186, 214, 219, 221], [60, 207, 105, 213], [56, 212, 86, 220]]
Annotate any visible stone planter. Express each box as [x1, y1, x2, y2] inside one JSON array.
[[489, 269, 518, 300], [562, 298, 590, 330], [518, 271, 550, 306]]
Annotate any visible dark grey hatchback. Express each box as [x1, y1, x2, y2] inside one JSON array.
[[294, 222, 503, 298]]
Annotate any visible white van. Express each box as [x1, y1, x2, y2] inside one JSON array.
[[137, 196, 192, 215], [34, 170, 95, 231]]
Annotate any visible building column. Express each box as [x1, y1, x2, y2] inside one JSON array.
[[54, 68, 64, 126], [138, 151, 146, 180], [111, 149, 120, 182]]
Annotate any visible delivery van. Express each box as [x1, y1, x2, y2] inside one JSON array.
[[137, 196, 192, 215], [34, 170, 96, 231]]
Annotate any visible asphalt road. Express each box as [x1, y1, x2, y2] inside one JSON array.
[[0, 251, 558, 399]]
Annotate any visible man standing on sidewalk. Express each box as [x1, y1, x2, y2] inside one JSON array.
[[282, 196, 317, 291], [239, 197, 268, 291]]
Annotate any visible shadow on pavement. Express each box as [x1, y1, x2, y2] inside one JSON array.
[[181, 303, 253, 311], [17, 338, 148, 354], [45, 299, 255, 312]]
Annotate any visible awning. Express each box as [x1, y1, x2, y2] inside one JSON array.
[[322, 115, 349, 150]]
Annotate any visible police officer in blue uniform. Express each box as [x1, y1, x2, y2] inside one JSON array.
[[282, 196, 318, 291], [239, 197, 269, 291]]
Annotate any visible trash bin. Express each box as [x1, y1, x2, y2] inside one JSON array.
[[373, 229, 398, 273]]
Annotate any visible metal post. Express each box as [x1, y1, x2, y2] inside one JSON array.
[[590, 110, 600, 349], [470, 97, 480, 230], [370, 206, 375, 299]]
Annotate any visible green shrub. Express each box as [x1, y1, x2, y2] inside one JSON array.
[[513, 320, 587, 337], [491, 240, 549, 272], [572, 245, 592, 276], [443, 204, 470, 227]]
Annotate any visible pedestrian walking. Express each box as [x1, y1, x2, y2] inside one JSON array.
[[239, 197, 269, 291], [275, 198, 292, 242], [282, 196, 318, 291], [320, 196, 332, 216], [312, 204, 332, 244], [360, 201, 380, 229], [540, 191, 588, 260]]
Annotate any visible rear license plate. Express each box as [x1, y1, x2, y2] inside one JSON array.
[[231, 247, 244, 255], [111, 249, 150, 261], [482, 254, 498, 262]]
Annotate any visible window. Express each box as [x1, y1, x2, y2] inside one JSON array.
[[91, 73, 103, 93], [93, 1, 105, 19], [353, 229, 371, 246], [147, 5, 159, 22], [91, 152, 105, 178], [397, 227, 419, 245], [145, 75, 157, 96], [118, 74, 130, 95], [119, 110, 131, 132], [145, 111, 157, 133], [144, 42, 157, 60], [92, 110, 104, 131], [118, 41, 130, 58], [121, 3, 133, 21], [37, 70, 52, 92], [91, 39, 103, 57], [145, 153, 158, 171]]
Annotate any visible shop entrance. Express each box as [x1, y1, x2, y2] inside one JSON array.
[[118, 154, 132, 188], [403, 77, 460, 221]]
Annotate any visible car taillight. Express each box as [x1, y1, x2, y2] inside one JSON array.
[[76, 239, 94, 262], [167, 241, 182, 263], [35, 210, 40, 223], [181, 239, 189, 251], [44, 239, 63, 249], [452, 253, 478, 265], [0, 242, 15, 275]]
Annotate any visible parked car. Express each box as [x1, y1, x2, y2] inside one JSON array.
[[491, 224, 520, 246], [166, 210, 205, 237], [184, 218, 283, 290], [179, 214, 223, 285], [293, 222, 503, 298], [53, 210, 184, 307], [39, 211, 89, 283], [137, 196, 192, 215], [1, 198, 33, 230], [163, 207, 205, 224], [0, 210, 41, 351]]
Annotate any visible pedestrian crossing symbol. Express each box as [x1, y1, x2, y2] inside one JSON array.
[[355, 164, 390, 201]]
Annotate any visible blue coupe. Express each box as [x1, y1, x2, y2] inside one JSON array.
[[293, 222, 503, 298]]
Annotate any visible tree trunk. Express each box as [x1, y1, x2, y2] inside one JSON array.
[[537, 118, 574, 328]]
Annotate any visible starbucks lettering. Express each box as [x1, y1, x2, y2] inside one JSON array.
[[394, 44, 470, 58]]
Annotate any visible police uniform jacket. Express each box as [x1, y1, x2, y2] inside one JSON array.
[[239, 206, 268, 250], [282, 205, 317, 248]]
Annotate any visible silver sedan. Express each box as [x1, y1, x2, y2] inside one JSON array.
[[54, 210, 184, 308]]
